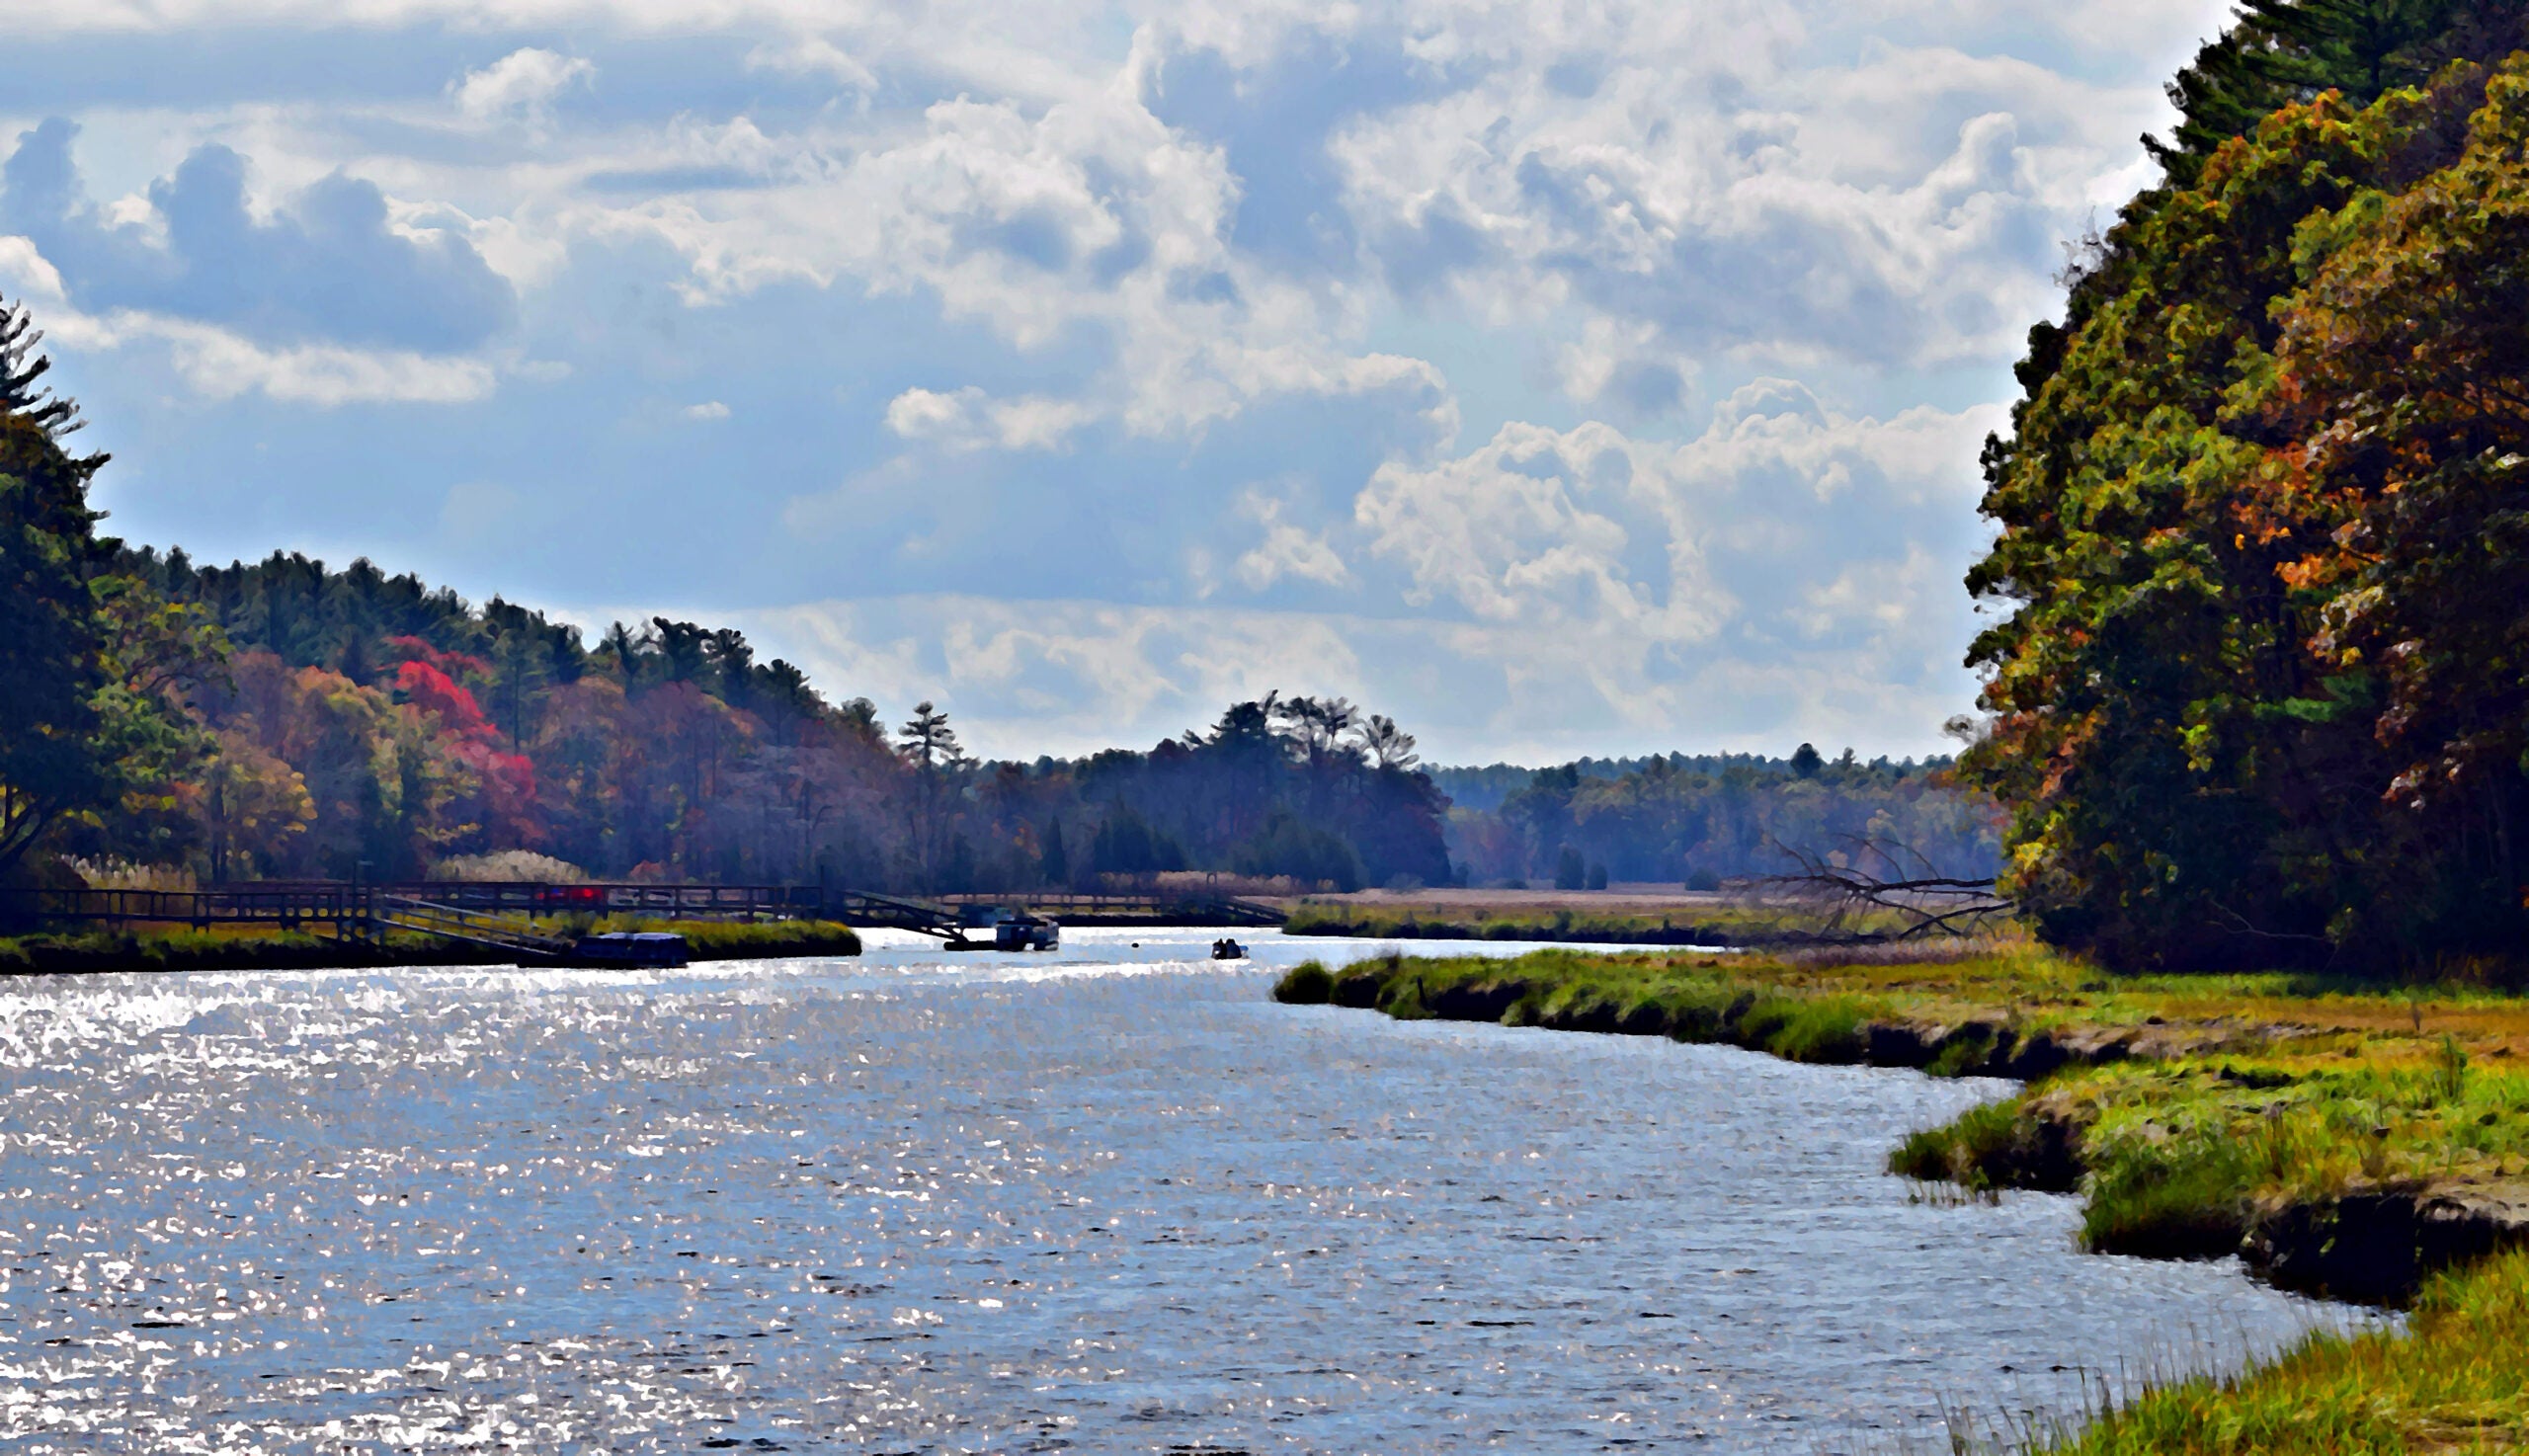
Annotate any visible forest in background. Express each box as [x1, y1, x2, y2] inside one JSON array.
[[64, 546, 1999, 895], [0, 328, 2000, 900]]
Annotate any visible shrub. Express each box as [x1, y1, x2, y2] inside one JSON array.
[[432, 850, 589, 884], [2082, 1127, 2254, 1258], [1272, 960, 1336, 1004]]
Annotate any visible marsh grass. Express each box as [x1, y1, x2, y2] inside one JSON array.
[[2044, 1249, 2529, 1453], [0, 917, 861, 974], [1280, 897, 1926, 945], [0, 926, 480, 975], [575, 917, 862, 959]]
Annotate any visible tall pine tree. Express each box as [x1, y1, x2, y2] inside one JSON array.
[[0, 296, 113, 884]]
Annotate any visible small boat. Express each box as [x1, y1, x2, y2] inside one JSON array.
[[995, 914, 1059, 951], [1210, 937, 1247, 960], [566, 931, 690, 968]]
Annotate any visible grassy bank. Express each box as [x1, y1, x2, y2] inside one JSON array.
[[1275, 942, 2529, 1450], [1280, 898, 1919, 946], [595, 918, 861, 961], [2045, 1247, 2529, 1453], [0, 918, 861, 975]]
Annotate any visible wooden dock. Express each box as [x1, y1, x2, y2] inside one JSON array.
[[0, 880, 1287, 950]]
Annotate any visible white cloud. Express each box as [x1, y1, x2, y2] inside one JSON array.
[[152, 320, 498, 405], [738, 584, 1980, 764], [0, 0, 2239, 758], [881, 385, 1094, 452], [453, 47, 595, 124], [1355, 420, 1728, 644], [1233, 494, 1349, 591], [0, 244, 498, 405]]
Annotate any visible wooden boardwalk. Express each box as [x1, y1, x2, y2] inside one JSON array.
[[0, 881, 1287, 947]]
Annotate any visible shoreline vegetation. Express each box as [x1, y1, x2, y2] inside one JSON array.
[[1277, 892, 1926, 947], [0, 918, 862, 976], [1275, 941, 2529, 1450]]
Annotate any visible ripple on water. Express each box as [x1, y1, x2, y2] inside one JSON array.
[[0, 931, 2380, 1452]]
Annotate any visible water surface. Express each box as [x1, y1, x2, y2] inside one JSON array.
[[0, 930, 2372, 1451]]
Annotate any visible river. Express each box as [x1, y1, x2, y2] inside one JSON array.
[[0, 929, 2374, 1452]]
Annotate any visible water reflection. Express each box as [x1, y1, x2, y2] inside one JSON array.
[[0, 930, 2373, 1451]]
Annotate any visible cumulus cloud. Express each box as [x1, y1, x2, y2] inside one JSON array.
[[0, 0, 2231, 756], [749, 594, 1374, 757], [0, 119, 515, 353]]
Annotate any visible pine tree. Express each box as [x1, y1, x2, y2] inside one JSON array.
[[1040, 817, 1069, 887], [2150, 0, 2529, 180], [0, 296, 113, 883]]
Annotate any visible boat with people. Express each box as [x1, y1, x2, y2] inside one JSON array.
[[1211, 937, 1247, 960]]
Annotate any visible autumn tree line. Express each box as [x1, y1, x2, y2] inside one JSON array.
[[0, 299, 2004, 904]]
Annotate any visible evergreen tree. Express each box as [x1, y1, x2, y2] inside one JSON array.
[[0, 297, 112, 884], [1040, 817, 1068, 887], [2150, 0, 2529, 180]]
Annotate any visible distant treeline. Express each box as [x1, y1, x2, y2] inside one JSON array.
[[65, 545, 1451, 893], [2, 296, 1995, 898], [1437, 751, 1999, 889]]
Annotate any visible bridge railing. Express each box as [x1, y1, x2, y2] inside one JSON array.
[[0, 881, 829, 930], [1, 881, 1286, 931]]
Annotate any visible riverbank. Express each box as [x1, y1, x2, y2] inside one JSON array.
[[1278, 892, 1918, 946], [1275, 941, 2529, 1449], [0, 918, 862, 975]]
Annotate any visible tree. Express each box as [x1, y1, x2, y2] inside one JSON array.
[[895, 701, 966, 888], [1230, 812, 1361, 890], [1040, 816, 1069, 886], [897, 700, 964, 771], [1092, 801, 1183, 879], [1361, 714, 1420, 769], [1966, 53, 2529, 969], [1789, 743, 1825, 779], [1554, 844, 1586, 891], [198, 731, 314, 883], [78, 575, 223, 867], [0, 296, 113, 883], [2148, 0, 2529, 181]]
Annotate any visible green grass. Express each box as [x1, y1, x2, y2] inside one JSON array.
[[0, 927, 481, 975], [2051, 1249, 2529, 1453], [0, 917, 861, 974], [1279, 898, 1923, 945], [1272, 949, 1899, 1064], [584, 918, 861, 960]]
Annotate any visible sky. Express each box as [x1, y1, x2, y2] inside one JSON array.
[[0, 0, 2227, 764]]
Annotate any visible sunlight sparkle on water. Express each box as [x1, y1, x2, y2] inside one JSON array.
[[0, 930, 2377, 1452]]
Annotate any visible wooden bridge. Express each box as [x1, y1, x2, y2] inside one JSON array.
[[0, 880, 1286, 952]]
